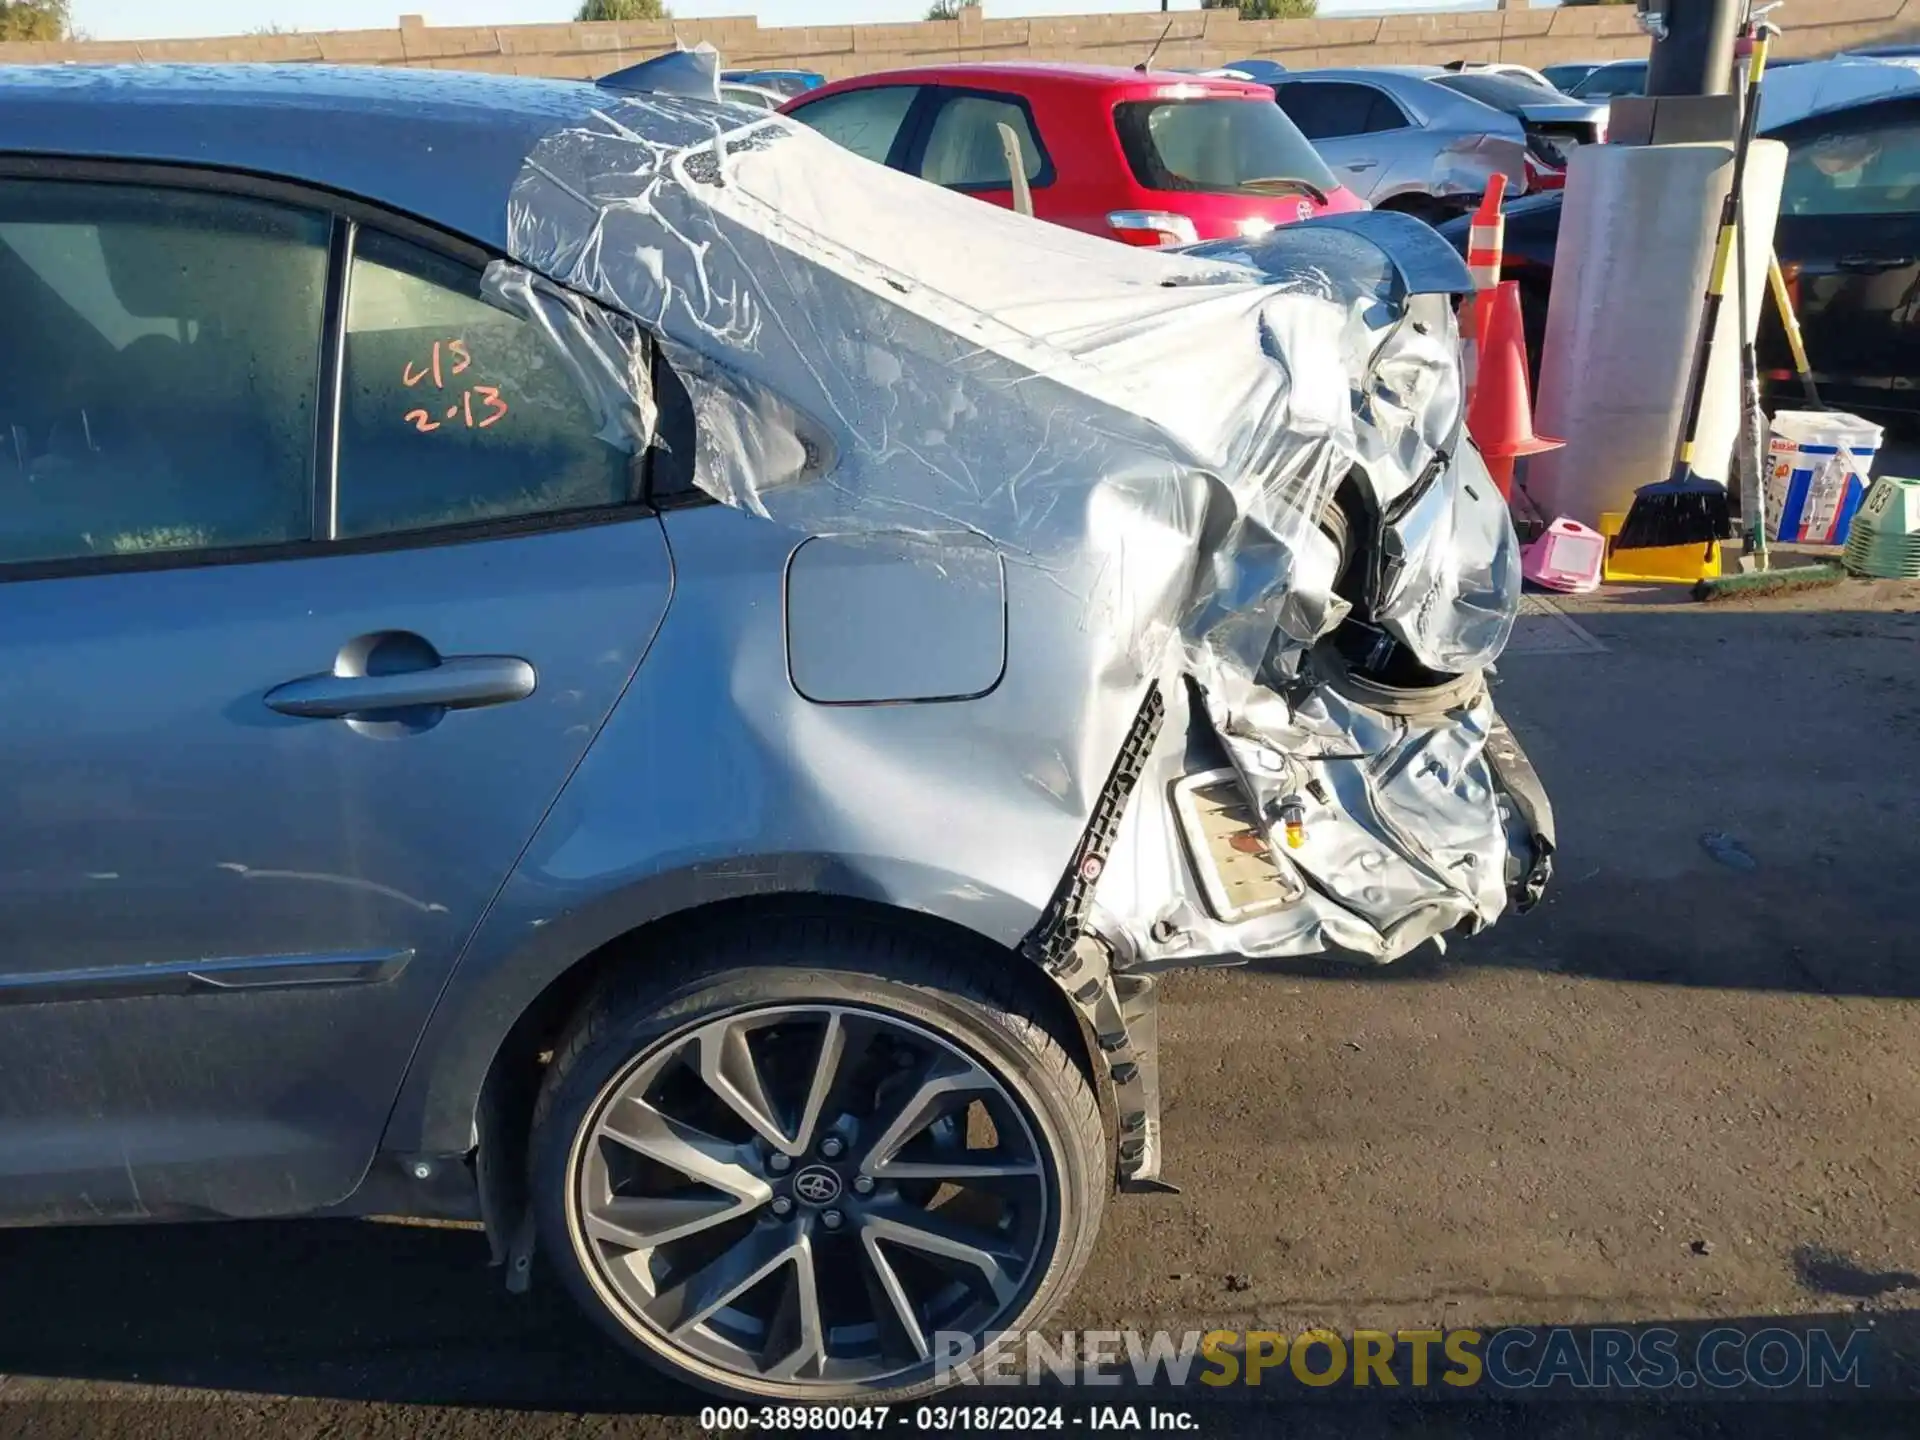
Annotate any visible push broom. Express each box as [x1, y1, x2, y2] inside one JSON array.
[[1689, 15, 1850, 603], [1614, 24, 1775, 552]]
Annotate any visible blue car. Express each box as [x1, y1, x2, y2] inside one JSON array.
[[0, 59, 1548, 1405]]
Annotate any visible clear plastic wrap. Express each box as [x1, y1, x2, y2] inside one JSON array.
[[494, 83, 1547, 965]]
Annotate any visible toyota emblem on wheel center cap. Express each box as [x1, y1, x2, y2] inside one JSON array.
[[791, 1165, 843, 1206]]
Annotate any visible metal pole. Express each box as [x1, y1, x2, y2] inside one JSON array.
[[1646, 0, 1743, 97]]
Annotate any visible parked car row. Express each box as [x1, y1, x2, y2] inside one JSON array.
[[781, 63, 1364, 245], [1267, 66, 1606, 218], [770, 47, 1918, 432], [775, 55, 1623, 245], [1437, 90, 1920, 425]]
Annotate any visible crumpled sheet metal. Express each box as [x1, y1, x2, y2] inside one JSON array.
[[1097, 671, 1521, 967], [498, 97, 1527, 964], [1430, 132, 1530, 202]]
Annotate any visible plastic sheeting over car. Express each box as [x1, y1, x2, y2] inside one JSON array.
[[491, 64, 1550, 967]]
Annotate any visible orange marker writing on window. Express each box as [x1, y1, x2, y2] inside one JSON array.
[[402, 340, 450, 389], [472, 385, 508, 428], [448, 339, 472, 376], [404, 408, 441, 433]]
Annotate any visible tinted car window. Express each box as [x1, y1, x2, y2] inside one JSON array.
[[1780, 115, 1920, 217], [1432, 72, 1564, 114], [1541, 63, 1600, 93], [1572, 62, 1647, 99], [1114, 98, 1343, 197], [0, 180, 326, 566], [787, 85, 921, 164], [1274, 82, 1399, 140], [918, 92, 1046, 187], [335, 231, 639, 539], [1363, 90, 1410, 132]]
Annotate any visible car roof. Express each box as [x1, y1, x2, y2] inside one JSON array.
[[802, 61, 1270, 99], [0, 63, 648, 251], [1768, 85, 1920, 132]]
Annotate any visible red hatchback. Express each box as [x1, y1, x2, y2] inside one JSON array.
[[782, 62, 1366, 247]]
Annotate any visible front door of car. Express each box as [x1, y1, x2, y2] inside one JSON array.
[[1767, 100, 1920, 415], [0, 176, 671, 1223]]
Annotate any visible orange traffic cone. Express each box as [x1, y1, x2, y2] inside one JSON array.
[[1466, 279, 1561, 500], [1460, 173, 1508, 400]]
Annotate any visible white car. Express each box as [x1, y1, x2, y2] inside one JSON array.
[[1442, 60, 1559, 92]]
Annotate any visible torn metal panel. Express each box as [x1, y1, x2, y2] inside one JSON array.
[[1432, 132, 1531, 201], [496, 97, 1552, 1007]]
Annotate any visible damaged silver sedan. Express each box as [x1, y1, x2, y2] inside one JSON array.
[[0, 57, 1550, 1404]]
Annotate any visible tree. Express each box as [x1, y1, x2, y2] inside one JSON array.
[[576, 0, 671, 21], [0, 0, 70, 41], [1200, 0, 1317, 17], [926, 0, 962, 19]]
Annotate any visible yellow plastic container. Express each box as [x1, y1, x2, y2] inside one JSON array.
[[1598, 511, 1722, 584]]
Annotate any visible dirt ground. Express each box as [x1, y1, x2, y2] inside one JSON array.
[[4, 559, 1918, 1437]]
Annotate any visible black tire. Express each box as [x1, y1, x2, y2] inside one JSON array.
[[528, 913, 1108, 1403]]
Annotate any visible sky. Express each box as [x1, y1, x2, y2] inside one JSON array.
[[69, 0, 1498, 44]]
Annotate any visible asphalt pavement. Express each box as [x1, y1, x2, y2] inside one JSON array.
[[4, 532, 1919, 1437]]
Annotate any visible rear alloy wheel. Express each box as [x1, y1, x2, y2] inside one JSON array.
[[529, 924, 1106, 1402]]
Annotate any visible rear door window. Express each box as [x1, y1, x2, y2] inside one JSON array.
[[1273, 81, 1394, 140], [335, 231, 640, 539], [787, 85, 922, 166], [1113, 97, 1342, 198], [916, 91, 1049, 188], [1431, 72, 1558, 117], [1363, 90, 1411, 132]]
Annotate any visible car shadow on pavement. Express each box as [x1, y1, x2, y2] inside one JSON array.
[[0, 1213, 1914, 1425], [0, 1217, 695, 1413]]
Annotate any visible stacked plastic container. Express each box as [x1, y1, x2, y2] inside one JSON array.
[[1765, 410, 1884, 546]]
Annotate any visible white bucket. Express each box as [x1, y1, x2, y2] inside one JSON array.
[[1765, 410, 1884, 546]]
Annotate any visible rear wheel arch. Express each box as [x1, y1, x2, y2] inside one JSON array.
[[466, 892, 1109, 1283]]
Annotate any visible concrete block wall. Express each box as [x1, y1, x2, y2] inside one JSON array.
[[2, 1, 1914, 81]]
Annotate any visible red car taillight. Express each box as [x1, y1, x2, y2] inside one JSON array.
[[1106, 210, 1201, 248], [1522, 152, 1567, 192]]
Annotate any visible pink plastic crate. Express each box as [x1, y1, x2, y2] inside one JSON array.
[[1522, 518, 1605, 594]]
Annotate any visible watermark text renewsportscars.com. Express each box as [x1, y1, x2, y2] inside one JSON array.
[[932, 1325, 1874, 1392]]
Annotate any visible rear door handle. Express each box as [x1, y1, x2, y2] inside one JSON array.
[[265, 656, 536, 719], [1838, 253, 1913, 274], [1345, 159, 1378, 171]]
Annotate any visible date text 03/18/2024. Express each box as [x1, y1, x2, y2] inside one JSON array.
[[697, 1406, 1195, 1432]]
